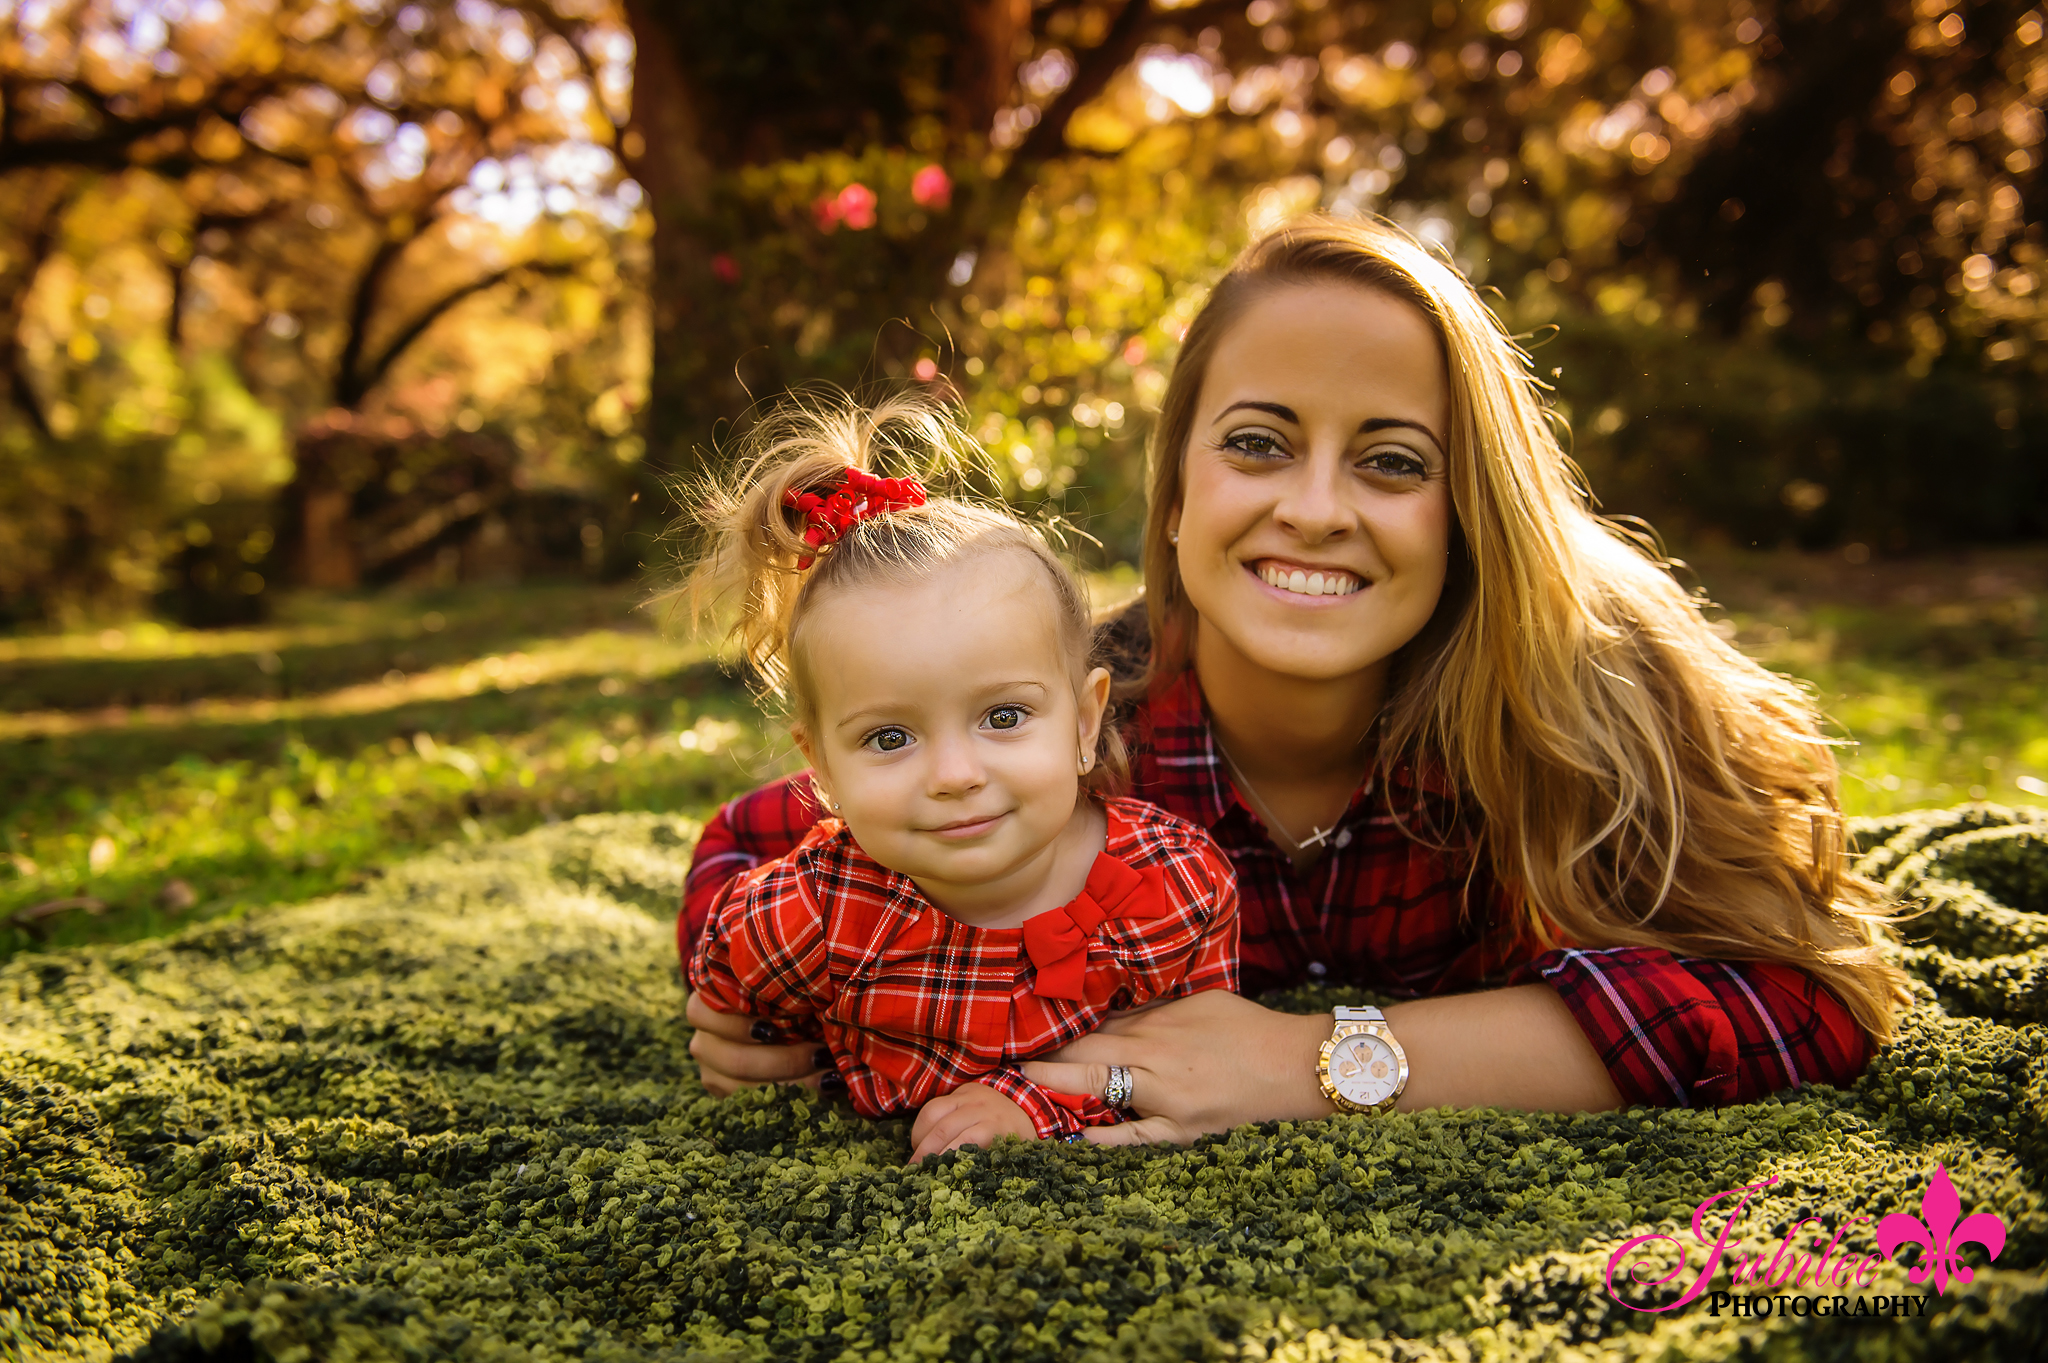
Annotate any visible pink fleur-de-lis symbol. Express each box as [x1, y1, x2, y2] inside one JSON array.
[[1876, 1164, 2007, 1295]]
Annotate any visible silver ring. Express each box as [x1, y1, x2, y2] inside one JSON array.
[[1103, 1064, 1134, 1109]]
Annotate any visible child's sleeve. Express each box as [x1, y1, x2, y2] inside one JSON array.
[[976, 1068, 1124, 1139], [686, 856, 831, 1028], [1154, 839, 1241, 999], [680, 774, 826, 959]]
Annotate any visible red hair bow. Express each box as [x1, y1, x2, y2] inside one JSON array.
[[783, 467, 928, 568]]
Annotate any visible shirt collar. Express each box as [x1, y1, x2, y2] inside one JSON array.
[[1146, 667, 1412, 838]]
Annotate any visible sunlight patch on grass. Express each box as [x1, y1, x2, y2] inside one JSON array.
[[0, 627, 707, 742]]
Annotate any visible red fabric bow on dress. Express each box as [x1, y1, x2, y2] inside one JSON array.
[[1021, 853, 1170, 1000], [784, 467, 928, 568]]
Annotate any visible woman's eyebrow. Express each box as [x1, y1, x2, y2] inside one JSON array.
[[1216, 402, 1445, 451], [1360, 416, 1446, 449], [1214, 400, 1298, 424]]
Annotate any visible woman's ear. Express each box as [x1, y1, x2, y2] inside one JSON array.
[[1075, 665, 1112, 767]]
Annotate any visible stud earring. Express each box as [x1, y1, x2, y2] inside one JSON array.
[[1078, 748, 1093, 774], [1168, 528, 1179, 544]]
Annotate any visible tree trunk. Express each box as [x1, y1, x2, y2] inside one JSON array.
[[621, 0, 722, 482]]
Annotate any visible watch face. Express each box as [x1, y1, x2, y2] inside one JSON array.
[[1330, 1033, 1401, 1107]]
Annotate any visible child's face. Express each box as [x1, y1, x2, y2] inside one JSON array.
[[793, 551, 1111, 905]]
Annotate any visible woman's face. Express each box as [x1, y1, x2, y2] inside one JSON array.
[[1172, 280, 1454, 685]]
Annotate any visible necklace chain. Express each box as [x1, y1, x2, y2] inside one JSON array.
[[1210, 732, 1338, 853]]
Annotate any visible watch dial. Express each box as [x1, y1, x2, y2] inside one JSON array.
[[1331, 1034, 1400, 1106]]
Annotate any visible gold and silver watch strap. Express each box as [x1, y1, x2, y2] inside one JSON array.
[[1334, 1005, 1386, 1025]]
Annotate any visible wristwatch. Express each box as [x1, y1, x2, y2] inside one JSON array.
[[1317, 1006, 1409, 1114]]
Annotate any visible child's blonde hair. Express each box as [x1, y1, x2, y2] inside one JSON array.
[[679, 390, 1127, 795]]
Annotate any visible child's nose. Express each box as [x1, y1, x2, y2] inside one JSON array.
[[924, 731, 988, 795]]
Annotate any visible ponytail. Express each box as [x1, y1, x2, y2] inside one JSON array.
[[672, 391, 1128, 797]]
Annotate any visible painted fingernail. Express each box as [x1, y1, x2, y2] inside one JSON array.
[[819, 1070, 846, 1094], [813, 1048, 835, 1069], [750, 1021, 778, 1043]]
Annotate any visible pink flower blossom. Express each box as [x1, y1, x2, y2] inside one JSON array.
[[812, 194, 842, 232], [835, 182, 877, 230], [711, 253, 740, 284], [910, 164, 952, 209]]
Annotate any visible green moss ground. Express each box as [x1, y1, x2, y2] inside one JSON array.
[[5, 806, 2048, 1362]]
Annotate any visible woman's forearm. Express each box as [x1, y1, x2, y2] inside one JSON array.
[[1025, 984, 1622, 1144], [1383, 984, 1623, 1112]]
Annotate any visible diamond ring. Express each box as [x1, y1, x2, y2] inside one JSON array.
[[1103, 1064, 1134, 1109]]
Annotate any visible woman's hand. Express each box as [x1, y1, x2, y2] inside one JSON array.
[[909, 1083, 1037, 1163], [684, 991, 834, 1097], [1020, 991, 1336, 1145]]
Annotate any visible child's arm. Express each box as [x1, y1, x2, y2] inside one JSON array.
[[680, 774, 826, 959], [987, 839, 1243, 1134], [686, 857, 832, 1039], [907, 1064, 1137, 1159], [1159, 841, 1240, 999]]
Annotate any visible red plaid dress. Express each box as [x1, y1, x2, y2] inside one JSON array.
[[686, 796, 1239, 1138], [684, 671, 1874, 1110]]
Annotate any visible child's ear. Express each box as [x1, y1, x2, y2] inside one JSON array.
[[1075, 666, 1112, 763], [791, 724, 836, 806]]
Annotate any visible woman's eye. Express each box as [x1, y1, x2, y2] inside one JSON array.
[[1223, 428, 1286, 458], [1360, 448, 1427, 479], [865, 728, 910, 752], [985, 705, 1027, 730]]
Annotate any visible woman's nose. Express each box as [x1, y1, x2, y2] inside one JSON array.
[[1273, 451, 1351, 543]]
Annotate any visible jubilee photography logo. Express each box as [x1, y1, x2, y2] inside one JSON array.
[[1606, 1164, 2007, 1318]]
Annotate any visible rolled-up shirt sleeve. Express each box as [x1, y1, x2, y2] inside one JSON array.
[[680, 773, 824, 962], [978, 1067, 1123, 1140], [1526, 947, 1875, 1107]]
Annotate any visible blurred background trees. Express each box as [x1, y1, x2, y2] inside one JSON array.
[[3, 0, 2043, 627]]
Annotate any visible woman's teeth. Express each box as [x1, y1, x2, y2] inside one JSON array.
[[1258, 563, 1362, 597]]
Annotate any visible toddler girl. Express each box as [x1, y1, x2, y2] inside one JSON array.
[[679, 394, 1238, 1161]]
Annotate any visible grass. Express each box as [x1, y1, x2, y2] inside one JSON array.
[[0, 582, 790, 959], [7, 806, 2046, 1361], [2, 550, 2045, 959], [1681, 547, 2048, 815]]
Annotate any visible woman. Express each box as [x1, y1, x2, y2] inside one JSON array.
[[680, 217, 1908, 1145]]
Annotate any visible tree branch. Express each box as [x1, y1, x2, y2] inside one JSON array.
[[167, 206, 291, 349], [1006, 0, 1240, 176], [0, 76, 279, 173], [343, 261, 577, 408], [332, 234, 414, 408], [2, 176, 74, 440]]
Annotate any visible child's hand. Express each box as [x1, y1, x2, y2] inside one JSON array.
[[909, 1083, 1037, 1163]]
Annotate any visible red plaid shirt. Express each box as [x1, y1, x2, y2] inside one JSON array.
[[684, 672, 1872, 1108], [686, 796, 1238, 1138]]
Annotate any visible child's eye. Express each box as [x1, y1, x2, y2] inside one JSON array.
[[985, 705, 1028, 731], [864, 727, 911, 752]]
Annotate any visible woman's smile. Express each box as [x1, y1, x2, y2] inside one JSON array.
[[1249, 558, 1367, 599]]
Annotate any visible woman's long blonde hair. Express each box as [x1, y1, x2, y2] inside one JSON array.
[[675, 390, 1128, 795], [1144, 217, 1908, 1040]]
